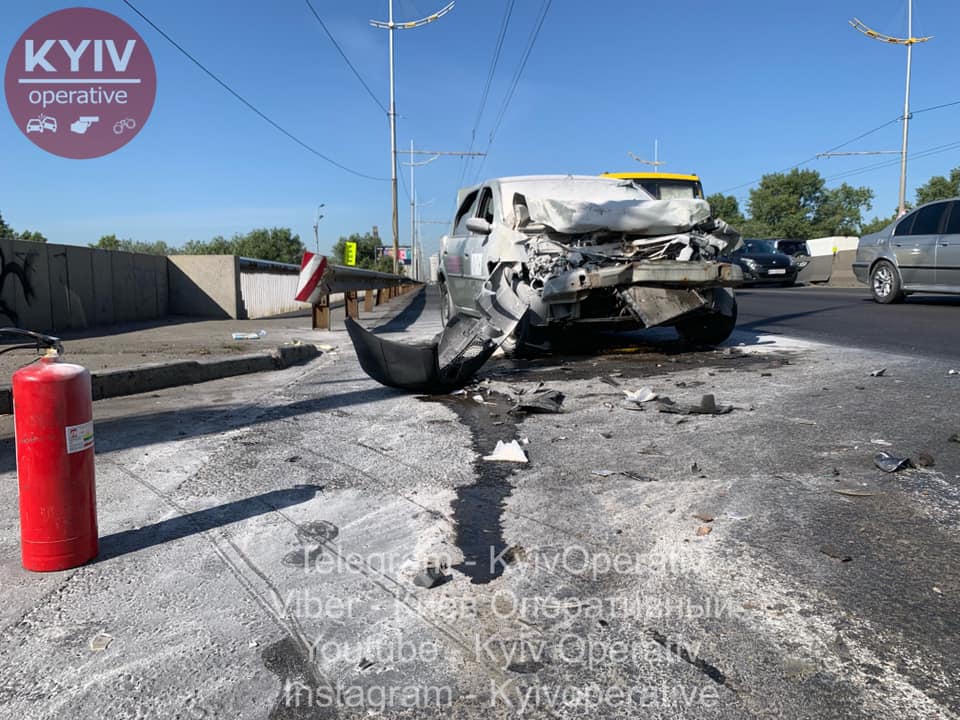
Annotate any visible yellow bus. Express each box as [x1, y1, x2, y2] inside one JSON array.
[[601, 172, 704, 200]]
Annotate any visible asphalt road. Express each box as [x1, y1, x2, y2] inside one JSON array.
[[1, 286, 958, 719], [737, 286, 960, 361]]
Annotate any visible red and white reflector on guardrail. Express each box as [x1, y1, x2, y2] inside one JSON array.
[[295, 252, 329, 304]]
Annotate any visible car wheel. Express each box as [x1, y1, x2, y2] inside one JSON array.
[[870, 261, 904, 304], [438, 280, 455, 326], [675, 301, 738, 346]]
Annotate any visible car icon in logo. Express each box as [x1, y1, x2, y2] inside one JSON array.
[[26, 114, 57, 133]]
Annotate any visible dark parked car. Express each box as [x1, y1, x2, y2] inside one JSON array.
[[728, 239, 798, 285], [853, 198, 960, 303]]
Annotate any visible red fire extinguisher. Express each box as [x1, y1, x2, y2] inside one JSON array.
[[6, 329, 98, 571]]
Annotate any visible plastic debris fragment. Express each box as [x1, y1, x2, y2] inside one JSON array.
[[874, 451, 913, 473], [483, 440, 528, 463]]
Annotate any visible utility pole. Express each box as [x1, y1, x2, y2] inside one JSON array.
[[851, 2, 931, 216], [312, 204, 325, 254], [628, 140, 665, 172], [401, 142, 485, 280], [370, 1, 455, 274]]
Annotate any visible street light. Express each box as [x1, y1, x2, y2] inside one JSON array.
[[312, 203, 325, 254], [850, 2, 932, 216], [370, 1, 455, 274]]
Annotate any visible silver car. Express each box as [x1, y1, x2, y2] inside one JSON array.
[[438, 175, 743, 350], [854, 198, 960, 303]]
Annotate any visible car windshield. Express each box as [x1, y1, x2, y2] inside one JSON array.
[[741, 239, 777, 254]]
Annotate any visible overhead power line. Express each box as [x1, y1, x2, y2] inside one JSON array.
[[473, 0, 553, 183], [457, 0, 515, 188], [120, 0, 387, 181], [716, 98, 960, 196], [303, 0, 388, 115]]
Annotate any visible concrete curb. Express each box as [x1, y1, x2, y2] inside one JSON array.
[[0, 343, 320, 415]]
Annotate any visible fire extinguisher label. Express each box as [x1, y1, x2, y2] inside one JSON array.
[[65, 421, 95, 454]]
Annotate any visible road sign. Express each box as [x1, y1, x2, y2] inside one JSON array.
[[344, 242, 357, 266]]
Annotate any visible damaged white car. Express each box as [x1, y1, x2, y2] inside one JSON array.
[[346, 175, 743, 393]]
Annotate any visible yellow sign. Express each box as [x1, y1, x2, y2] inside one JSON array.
[[344, 241, 357, 266]]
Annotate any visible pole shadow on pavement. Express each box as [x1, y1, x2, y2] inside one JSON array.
[[96, 484, 323, 562]]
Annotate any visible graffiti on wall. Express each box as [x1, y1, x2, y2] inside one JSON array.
[[0, 246, 36, 326]]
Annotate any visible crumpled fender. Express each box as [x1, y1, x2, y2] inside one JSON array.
[[346, 264, 530, 393]]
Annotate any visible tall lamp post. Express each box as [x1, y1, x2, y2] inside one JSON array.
[[851, 2, 931, 216], [312, 204, 325, 254], [370, 1, 455, 274]]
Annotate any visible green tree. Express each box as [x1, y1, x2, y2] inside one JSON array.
[[706, 193, 745, 226], [17, 230, 47, 243], [915, 166, 960, 206], [331, 232, 396, 272], [181, 235, 235, 255], [745, 169, 873, 239], [89, 234, 173, 255], [232, 227, 305, 264], [860, 212, 899, 236], [0, 211, 15, 242]]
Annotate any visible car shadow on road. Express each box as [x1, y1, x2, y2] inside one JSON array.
[[96, 484, 323, 562], [371, 287, 426, 334]]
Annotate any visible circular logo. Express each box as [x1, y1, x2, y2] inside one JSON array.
[[4, 7, 156, 159]]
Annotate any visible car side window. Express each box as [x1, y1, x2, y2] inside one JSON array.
[[453, 190, 479, 235], [945, 201, 960, 235], [476, 187, 495, 224], [909, 203, 947, 235], [893, 213, 915, 236]]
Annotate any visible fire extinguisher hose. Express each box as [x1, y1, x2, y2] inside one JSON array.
[[0, 327, 63, 356]]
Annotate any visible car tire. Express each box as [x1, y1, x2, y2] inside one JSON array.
[[870, 261, 904, 304], [675, 301, 738, 346], [438, 279, 455, 326]]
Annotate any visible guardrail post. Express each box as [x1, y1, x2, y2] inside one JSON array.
[[312, 293, 330, 330], [344, 290, 359, 319], [364, 289, 375, 312]]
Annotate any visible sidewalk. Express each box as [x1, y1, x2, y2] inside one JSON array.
[[0, 287, 425, 414]]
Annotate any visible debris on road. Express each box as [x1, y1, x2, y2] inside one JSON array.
[[600, 376, 621, 387], [869, 368, 887, 377], [471, 394, 485, 404], [696, 526, 713, 536], [950, 433, 960, 444], [89, 633, 113, 652], [592, 470, 617, 477], [916, 451, 935, 468], [831, 487, 878, 497], [870, 439, 892, 446], [512, 387, 565, 414], [693, 512, 715, 523], [820, 545, 852, 562], [949, 369, 959, 376], [231, 330, 266, 340], [874, 451, 913, 473], [483, 440, 528, 463], [657, 393, 732, 415], [624, 386, 658, 403], [413, 566, 450, 589]]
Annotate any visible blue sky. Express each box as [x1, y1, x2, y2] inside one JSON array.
[[2, 0, 960, 260]]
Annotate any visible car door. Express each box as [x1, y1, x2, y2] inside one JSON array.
[[461, 186, 498, 303], [936, 200, 960, 290], [442, 189, 478, 309], [892, 202, 944, 287]]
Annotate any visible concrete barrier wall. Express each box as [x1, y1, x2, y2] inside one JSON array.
[[827, 250, 859, 288], [167, 255, 241, 319], [0, 238, 168, 332]]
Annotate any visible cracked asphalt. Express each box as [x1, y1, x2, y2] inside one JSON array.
[[1, 286, 958, 719]]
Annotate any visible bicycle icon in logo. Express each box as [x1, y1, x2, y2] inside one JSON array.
[[113, 117, 137, 135]]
